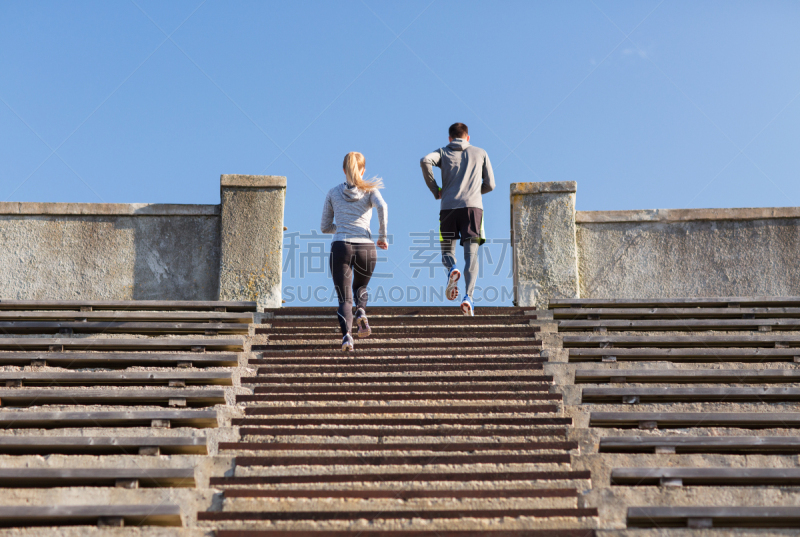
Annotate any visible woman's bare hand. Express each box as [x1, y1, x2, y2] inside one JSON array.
[[377, 240, 389, 250]]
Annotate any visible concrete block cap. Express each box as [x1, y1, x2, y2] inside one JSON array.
[[220, 175, 287, 188], [510, 181, 577, 195]]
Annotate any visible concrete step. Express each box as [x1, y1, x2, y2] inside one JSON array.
[[611, 467, 800, 486], [559, 318, 800, 332], [211, 469, 590, 486], [582, 387, 800, 404], [0, 410, 218, 429], [0, 468, 195, 488], [627, 506, 800, 529], [597, 434, 800, 454], [568, 347, 800, 362], [267, 307, 536, 316], [0, 338, 243, 352], [252, 355, 543, 364], [262, 329, 541, 341], [268, 316, 536, 327], [255, 341, 542, 352], [554, 306, 800, 320], [253, 358, 543, 375], [0, 352, 238, 368], [199, 507, 599, 523], [216, 520, 596, 537], [0, 436, 207, 455], [0, 300, 256, 312], [222, 487, 580, 500], [563, 334, 800, 348], [243, 374, 549, 385], [549, 297, 800, 309], [238, 426, 569, 438], [0, 321, 249, 335], [0, 311, 253, 323], [0, 371, 232, 386], [0, 504, 182, 527], [575, 368, 800, 383], [220, 440, 578, 453], [239, 393, 559, 403], [220, 496, 580, 511], [0, 387, 225, 407], [257, 349, 542, 358]]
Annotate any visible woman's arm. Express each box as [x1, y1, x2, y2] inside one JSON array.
[[371, 190, 388, 243], [320, 191, 336, 234]]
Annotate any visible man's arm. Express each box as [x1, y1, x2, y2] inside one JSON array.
[[420, 150, 443, 200], [481, 152, 495, 195]]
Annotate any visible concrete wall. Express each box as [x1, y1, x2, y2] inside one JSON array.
[[218, 175, 286, 308], [511, 182, 800, 307], [577, 208, 800, 299], [0, 175, 286, 307], [510, 182, 580, 308]]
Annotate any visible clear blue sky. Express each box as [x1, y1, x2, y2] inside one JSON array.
[[2, 1, 799, 306]]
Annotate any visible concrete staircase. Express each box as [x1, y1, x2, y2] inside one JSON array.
[[548, 297, 800, 534], [200, 306, 598, 536], [0, 299, 254, 535], [20, 296, 798, 535]]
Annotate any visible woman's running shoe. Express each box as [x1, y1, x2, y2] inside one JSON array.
[[461, 295, 474, 316], [355, 308, 371, 338], [446, 267, 461, 301], [342, 333, 354, 351]]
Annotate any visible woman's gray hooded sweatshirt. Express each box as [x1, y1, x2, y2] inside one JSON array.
[[321, 183, 388, 244]]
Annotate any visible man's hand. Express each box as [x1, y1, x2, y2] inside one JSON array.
[[435, 188, 442, 200], [377, 239, 389, 250]]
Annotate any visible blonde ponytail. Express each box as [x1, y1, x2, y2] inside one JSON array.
[[343, 152, 383, 192]]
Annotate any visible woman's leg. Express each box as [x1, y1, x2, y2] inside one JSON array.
[[352, 243, 377, 311], [330, 241, 354, 336]]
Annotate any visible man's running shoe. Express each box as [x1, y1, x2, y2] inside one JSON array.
[[461, 295, 474, 316], [446, 267, 461, 301], [342, 333, 354, 351], [355, 308, 371, 338]]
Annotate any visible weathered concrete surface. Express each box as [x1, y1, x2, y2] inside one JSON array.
[[0, 176, 289, 305], [218, 175, 286, 309], [577, 206, 800, 223], [511, 182, 579, 308], [597, 531, 800, 537], [510, 182, 800, 302], [540, 320, 800, 533], [0, 202, 218, 216], [0, 210, 220, 300], [577, 216, 800, 298]]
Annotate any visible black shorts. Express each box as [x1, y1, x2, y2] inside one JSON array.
[[439, 207, 485, 246]]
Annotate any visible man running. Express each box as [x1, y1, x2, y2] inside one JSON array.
[[420, 122, 495, 316]]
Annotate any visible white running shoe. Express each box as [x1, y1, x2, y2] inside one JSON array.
[[461, 295, 474, 316], [355, 308, 371, 338], [446, 267, 461, 301], [341, 333, 354, 351]]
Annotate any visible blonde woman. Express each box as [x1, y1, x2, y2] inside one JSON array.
[[321, 152, 388, 351]]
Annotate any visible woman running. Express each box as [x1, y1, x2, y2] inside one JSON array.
[[321, 151, 388, 351]]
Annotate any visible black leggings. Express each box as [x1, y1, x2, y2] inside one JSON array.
[[330, 241, 377, 336]]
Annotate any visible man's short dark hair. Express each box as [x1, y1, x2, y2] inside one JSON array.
[[449, 123, 468, 139]]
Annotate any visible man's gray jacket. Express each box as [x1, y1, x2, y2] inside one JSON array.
[[420, 139, 495, 211]]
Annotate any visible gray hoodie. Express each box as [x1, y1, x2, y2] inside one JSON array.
[[420, 139, 495, 211], [321, 183, 388, 243]]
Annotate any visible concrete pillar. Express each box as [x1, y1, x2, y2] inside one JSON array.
[[511, 181, 579, 308], [219, 175, 286, 309]]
